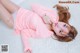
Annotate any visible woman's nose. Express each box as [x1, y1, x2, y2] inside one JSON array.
[[62, 31, 67, 35], [62, 29, 68, 35]]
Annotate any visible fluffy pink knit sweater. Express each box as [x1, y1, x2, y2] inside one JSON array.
[[14, 4, 59, 52]]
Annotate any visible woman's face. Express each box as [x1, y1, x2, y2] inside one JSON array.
[[52, 22, 70, 37]]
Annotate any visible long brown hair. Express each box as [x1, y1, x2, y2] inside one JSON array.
[[53, 4, 78, 42]]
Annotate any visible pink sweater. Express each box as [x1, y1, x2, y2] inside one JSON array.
[[31, 4, 59, 24], [14, 4, 59, 52]]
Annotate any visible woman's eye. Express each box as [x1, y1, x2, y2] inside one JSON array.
[[59, 30, 62, 33], [63, 24, 66, 27]]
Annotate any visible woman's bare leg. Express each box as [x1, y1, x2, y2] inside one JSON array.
[[1, 0, 20, 13], [0, 3, 13, 28]]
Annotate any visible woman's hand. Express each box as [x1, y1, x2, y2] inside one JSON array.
[[42, 14, 52, 24], [24, 49, 32, 53]]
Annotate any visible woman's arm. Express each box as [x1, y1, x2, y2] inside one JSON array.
[[31, 4, 59, 26], [21, 29, 32, 53]]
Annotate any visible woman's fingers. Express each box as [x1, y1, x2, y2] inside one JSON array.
[[43, 14, 52, 24], [25, 49, 32, 53]]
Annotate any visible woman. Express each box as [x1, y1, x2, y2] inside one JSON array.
[[31, 4, 77, 42], [0, 0, 77, 53]]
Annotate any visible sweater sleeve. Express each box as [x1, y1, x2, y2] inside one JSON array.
[[31, 4, 59, 24], [31, 14, 53, 38], [20, 29, 32, 52], [36, 23, 53, 38]]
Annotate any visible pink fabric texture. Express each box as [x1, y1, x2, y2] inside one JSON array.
[[14, 4, 59, 52], [14, 8, 53, 51], [31, 4, 59, 24]]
